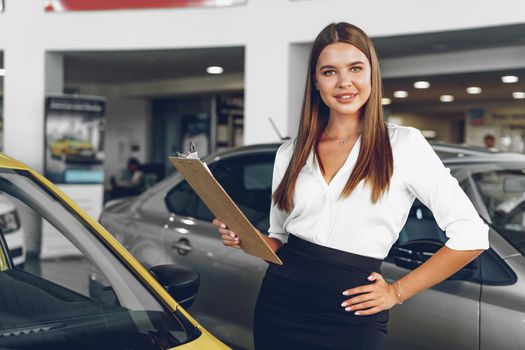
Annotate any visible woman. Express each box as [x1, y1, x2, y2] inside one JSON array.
[[213, 22, 488, 350]]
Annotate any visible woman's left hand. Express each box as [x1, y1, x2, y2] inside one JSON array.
[[341, 272, 400, 316]]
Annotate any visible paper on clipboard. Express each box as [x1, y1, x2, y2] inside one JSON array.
[[169, 146, 282, 265]]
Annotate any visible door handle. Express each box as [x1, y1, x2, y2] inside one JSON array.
[[171, 238, 192, 255]]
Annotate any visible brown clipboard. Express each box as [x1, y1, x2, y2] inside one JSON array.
[[169, 156, 283, 265]]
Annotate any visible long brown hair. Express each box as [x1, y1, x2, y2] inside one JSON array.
[[273, 22, 393, 212]]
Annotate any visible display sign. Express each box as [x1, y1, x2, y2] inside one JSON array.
[[45, 0, 246, 12], [44, 95, 106, 184]]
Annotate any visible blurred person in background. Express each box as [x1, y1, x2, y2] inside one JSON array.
[[213, 22, 488, 350], [108, 157, 144, 200], [483, 133, 496, 149]]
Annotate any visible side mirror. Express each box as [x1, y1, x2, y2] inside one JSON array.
[[391, 239, 477, 280], [149, 264, 200, 309]]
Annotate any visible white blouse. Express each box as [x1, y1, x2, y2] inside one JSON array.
[[268, 123, 489, 259]]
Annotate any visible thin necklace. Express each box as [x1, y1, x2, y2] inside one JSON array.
[[324, 131, 357, 145]]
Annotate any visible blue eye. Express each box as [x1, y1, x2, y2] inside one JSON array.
[[351, 66, 363, 72], [322, 70, 336, 76]]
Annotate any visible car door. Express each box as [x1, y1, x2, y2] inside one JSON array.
[[383, 198, 482, 350], [162, 152, 275, 350]]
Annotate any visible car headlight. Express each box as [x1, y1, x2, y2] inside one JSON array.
[[0, 210, 20, 234]]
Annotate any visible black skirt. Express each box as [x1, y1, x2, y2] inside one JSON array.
[[254, 235, 389, 350]]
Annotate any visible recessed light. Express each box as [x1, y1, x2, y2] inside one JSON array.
[[381, 98, 392, 105], [413, 81, 430, 89], [393, 91, 408, 98], [466, 86, 482, 94], [502, 75, 519, 83], [206, 66, 224, 74], [440, 95, 454, 102], [0, 69, 5, 76], [513, 92, 525, 99]]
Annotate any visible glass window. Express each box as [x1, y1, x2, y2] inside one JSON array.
[[165, 153, 275, 232], [0, 169, 193, 349], [397, 199, 447, 245], [473, 169, 525, 256]]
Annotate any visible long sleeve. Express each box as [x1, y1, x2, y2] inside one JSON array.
[[267, 141, 293, 243], [404, 129, 489, 251]]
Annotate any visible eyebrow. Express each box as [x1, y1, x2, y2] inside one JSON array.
[[319, 61, 366, 70]]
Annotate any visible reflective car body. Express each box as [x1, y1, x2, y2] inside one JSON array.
[[0, 154, 229, 350], [101, 143, 525, 350]]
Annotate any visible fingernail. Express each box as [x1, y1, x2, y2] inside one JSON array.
[[367, 275, 374, 281], [230, 233, 235, 237], [345, 307, 352, 312], [354, 311, 360, 316], [341, 302, 347, 307], [342, 291, 349, 296], [221, 224, 226, 228]]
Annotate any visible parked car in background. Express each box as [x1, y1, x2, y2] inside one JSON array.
[[0, 194, 25, 266], [100, 142, 525, 350], [0, 153, 229, 350]]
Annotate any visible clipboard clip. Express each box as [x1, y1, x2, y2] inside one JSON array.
[[176, 139, 199, 159]]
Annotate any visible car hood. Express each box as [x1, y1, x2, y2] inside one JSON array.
[[103, 196, 137, 214]]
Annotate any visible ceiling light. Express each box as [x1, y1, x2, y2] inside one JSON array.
[[206, 66, 224, 74], [502, 75, 519, 83], [393, 90, 408, 98], [413, 81, 430, 89], [466, 86, 482, 94], [440, 95, 454, 102], [0, 69, 5, 76], [513, 92, 525, 99], [381, 98, 392, 105]]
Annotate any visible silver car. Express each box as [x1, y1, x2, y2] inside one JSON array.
[[100, 143, 525, 350]]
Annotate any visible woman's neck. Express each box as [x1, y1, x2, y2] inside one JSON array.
[[324, 113, 362, 140]]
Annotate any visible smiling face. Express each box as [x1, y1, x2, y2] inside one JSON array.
[[314, 42, 372, 119]]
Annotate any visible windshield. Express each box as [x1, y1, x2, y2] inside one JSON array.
[[471, 165, 525, 256], [0, 168, 194, 350]]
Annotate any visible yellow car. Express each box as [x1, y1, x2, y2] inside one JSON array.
[[49, 136, 96, 161], [0, 153, 230, 350]]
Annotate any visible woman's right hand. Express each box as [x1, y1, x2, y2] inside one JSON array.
[[212, 218, 241, 249]]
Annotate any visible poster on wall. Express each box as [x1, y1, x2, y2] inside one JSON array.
[[44, 0, 246, 12], [44, 95, 106, 184]]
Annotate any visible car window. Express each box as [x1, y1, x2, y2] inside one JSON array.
[[213, 154, 274, 232], [166, 153, 275, 232], [0, 169, 194, 350], [396, 199, 447, 245], [473, 169, 525, 256], [165, 180, 213, 222]]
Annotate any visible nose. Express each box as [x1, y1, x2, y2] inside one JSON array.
[[337, 71, 353, 88]]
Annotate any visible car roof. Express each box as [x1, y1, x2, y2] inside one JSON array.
[[0, 154, 32, 170], [206, 140, 525, 165]]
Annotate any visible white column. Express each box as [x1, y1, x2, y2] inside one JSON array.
[[244, 39, 290, 144], [3, 46, 46, 171], [3, 1, 47, 171], [288, 43, 310, 140]]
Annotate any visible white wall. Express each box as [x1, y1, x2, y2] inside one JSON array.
[[1, 0, 525, 168]]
